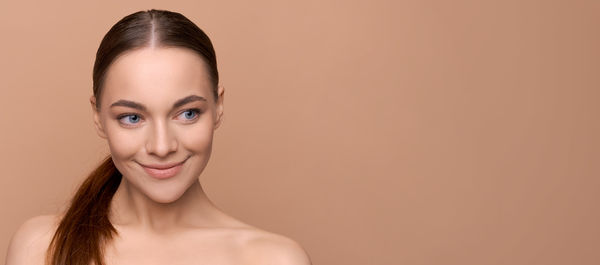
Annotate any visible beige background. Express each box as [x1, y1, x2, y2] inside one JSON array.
[[1, 0, 599, 264]]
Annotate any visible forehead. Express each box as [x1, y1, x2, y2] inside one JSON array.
[[101, 47, 213, 109]]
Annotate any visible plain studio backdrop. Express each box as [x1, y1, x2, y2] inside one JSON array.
[[0, 1, 598, 264]]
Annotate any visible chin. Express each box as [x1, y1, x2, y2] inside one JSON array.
[[125, 169, 197, 204], [142, 183, 191, 204]]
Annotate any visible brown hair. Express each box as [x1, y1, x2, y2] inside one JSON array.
[[46, 9, 219, 265]]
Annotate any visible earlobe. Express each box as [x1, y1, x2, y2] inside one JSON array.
[[214, 85, 225, 130], [90, 96, 107, 139]]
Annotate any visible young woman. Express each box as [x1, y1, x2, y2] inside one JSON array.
[[6, 9, 311, 265]]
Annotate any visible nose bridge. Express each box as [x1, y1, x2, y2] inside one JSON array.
[[146, 118, 177, 157]]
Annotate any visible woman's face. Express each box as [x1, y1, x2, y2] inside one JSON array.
[[90, 47, 224, 203]]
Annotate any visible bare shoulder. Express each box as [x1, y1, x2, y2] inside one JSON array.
[[240, 228, 312, 265], [5, 215, 59, 265]]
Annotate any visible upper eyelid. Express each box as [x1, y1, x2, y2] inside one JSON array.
[[117, 112, 141, 118]]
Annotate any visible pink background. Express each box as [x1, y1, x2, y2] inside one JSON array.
[[1, 1, 599, 264]]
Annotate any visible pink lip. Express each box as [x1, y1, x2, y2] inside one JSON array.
[[139, 157, 188, 179]]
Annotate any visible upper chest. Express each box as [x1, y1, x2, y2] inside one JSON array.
[[103, 228, 251, 265]]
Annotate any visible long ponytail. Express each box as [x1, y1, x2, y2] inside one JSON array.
[[46, 155, 121, 265], [45, 9, 219, 265]]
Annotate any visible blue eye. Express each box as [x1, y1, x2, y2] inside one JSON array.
[[178, 109, 201, 121], [118, 114, 142, 125]]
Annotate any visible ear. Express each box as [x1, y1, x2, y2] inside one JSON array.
[[214, 85, 225, 130], [90, 95, 107, 139]]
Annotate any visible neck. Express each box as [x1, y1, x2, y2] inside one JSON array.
[[109, 177, 225, 233]]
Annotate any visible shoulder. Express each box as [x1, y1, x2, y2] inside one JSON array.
[[5, 215, 59, 265], [240, 229, 312, 265]]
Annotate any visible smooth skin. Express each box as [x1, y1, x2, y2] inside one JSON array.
[[6, 47, 311, 265]]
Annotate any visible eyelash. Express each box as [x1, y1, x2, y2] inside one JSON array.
[[117, 108, 203, 127]]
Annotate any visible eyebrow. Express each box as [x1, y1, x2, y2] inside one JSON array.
[[110, 95, 207, 111]]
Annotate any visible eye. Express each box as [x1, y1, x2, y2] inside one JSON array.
[[118, 114, 143, 126], [177, 109, 201, 122]]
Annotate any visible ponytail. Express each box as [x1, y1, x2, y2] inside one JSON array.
[[46, 155, 122, 265]]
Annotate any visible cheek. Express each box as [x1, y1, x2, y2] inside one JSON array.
[[104, 123, 144, 160], [181, 119, 215, 153]]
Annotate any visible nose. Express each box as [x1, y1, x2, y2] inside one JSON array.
[[145, 119, 178, 157]]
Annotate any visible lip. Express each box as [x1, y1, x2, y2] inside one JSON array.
[[138, 157, 189, 180]]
